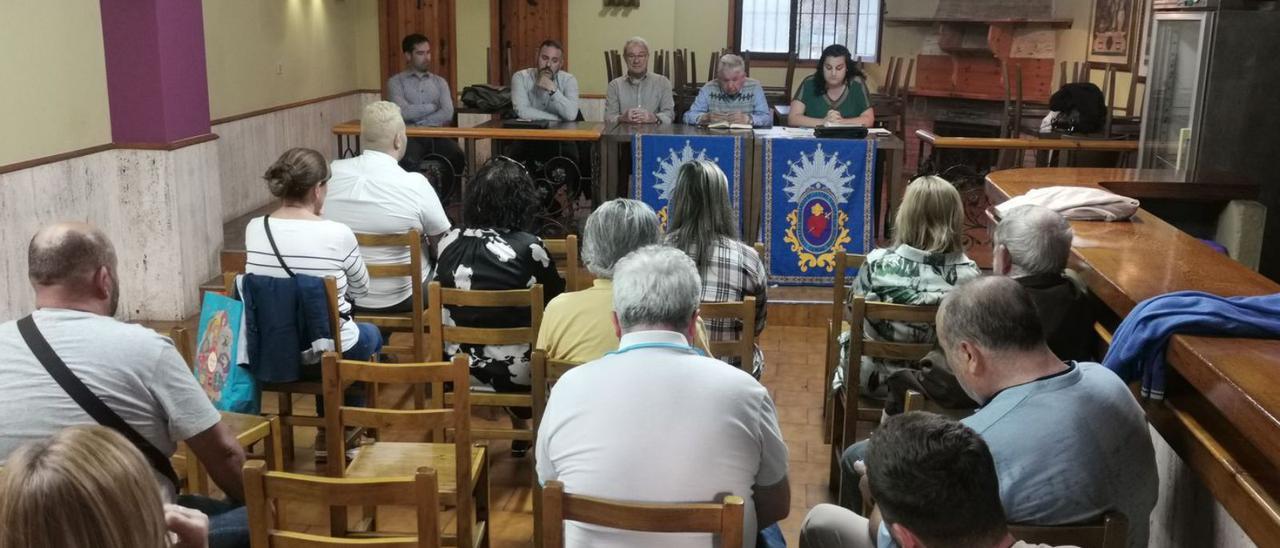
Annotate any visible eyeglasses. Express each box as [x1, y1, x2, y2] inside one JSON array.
[[624, 53, 649, 60], [490, 154, 531, 176]]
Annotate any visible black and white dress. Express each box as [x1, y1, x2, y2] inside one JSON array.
[[436, 228, 565, 393]]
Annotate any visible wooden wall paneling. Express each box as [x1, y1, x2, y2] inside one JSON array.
[[493, 0, 567, 84]]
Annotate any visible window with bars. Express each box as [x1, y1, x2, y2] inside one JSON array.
[[736, 0, 883, 62]]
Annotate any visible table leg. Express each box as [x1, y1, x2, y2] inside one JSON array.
[[884, 146, 904, 242], [599, 139, 616, 203]]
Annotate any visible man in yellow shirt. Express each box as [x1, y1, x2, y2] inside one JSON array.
[[537, 199, 711, 362]]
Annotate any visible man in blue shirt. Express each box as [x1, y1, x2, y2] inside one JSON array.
[[808, 276, 1157, 548]]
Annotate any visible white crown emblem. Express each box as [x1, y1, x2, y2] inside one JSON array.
[[782, 143, 856, 204], [652, 140, 719, 201]]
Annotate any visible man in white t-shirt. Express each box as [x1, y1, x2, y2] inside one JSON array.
[[0, 223, 248, 546], [326, 101, 451, 313], [535, 245, 790, 548]]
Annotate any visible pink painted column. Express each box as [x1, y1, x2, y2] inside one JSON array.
[[99, 0, 211, 145]]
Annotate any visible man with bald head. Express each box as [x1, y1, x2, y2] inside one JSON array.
[[811, 276, 1157, 548], [0, 223, 250, 547]]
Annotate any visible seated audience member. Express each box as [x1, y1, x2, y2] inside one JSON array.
[[511, 39, 580, 122], [842, 277, 1157, 548], [246, 147, 378, 361], [665, 160, 767, 376], [537, 198, 712, 362], [536, 245, 789, 547], [837, 175, 980, 398], [787, 44, 875, 128], [0, 426, 209, 548], [0, 222, 247, 547], [436, 157, 565, 456], [683, 53, 772, 128], [246, 148, 380, 461], [802, 413, 1072, 548], [992, 205, 1094, 362], [605, 36, 675, 124], [326, 101, 451, 314], [386, 33, 466, 188]]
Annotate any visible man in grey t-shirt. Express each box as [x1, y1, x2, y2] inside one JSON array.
[[0, 223, 248, 545]]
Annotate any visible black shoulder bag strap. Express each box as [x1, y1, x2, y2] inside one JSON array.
[[16, 315, 181, 491], [263, 214, 296, 278]]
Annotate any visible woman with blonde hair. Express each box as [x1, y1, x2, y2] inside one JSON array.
[[0, 425, 208, 548], [836, 175, 980, 397], [665, 159, 768, 377]]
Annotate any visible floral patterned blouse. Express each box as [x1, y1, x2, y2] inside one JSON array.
[[436, 228, 565, 392], [835, 244, 981, 397]]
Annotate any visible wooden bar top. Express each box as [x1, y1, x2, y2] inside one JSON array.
[[332, 119, 604, 141], [917, 129, 1139, 151], [986, 167, 1280, 544]]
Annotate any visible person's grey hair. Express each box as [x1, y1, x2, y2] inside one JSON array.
[[28, 223, 117, 288], [624, 36, 649, 54], [994, 205, 1073, 277], [717, 53, 745, 76], [938, 277, 1045, 353], [582, 199, 661, 278], [612, 245, 701, 332]]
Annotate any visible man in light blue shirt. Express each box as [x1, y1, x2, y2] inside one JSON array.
[[510, 39, 580, 122], [806, 277, 1157, 548], [386, 33, 464, 200]]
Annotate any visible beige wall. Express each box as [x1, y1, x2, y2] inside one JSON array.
[[203, 0, 379, 120], [456, 0, 491, 93], [0, 0, 112, 166]]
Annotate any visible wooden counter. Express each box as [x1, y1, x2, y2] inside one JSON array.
[[986, 167, 1280, 545], [331, 119, 604, 141]]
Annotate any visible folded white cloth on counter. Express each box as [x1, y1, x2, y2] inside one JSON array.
[[996, 185, 1140, 221]]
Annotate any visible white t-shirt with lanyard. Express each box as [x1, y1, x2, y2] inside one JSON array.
[[535, 330, 789, 548]]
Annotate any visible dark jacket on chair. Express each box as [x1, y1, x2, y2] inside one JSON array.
[[239, 273, 334, 383]]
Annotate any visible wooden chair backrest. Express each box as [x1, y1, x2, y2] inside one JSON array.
[[542, 235, 580, 291], [322, 351, 470, 452], [541, 480, 745, 548], [825, 252, 866, 390], [353, 230, 427, 360], [698, 297, 757, 374], [847, 296, 938, 363], [225, 272, 343, 352], [1009, 512, 1129, 548], [782, 52, 800, 98], [243, 460, 441, 548], [530, 349, 585, 432], [426, 282, 544, 361], [604, 50, 616, 82]]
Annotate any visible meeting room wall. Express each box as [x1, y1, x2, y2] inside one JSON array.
[[203, 0, 381, 221], [0, 0, 113, 168]]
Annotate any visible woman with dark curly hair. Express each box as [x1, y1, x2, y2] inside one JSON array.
[[787, 44, 875, 128], [435, 157, 565, 455]]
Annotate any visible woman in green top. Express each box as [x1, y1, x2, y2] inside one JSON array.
[[787, 44, 875, 128]]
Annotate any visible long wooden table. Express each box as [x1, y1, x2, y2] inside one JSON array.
[[986, 168, 1280, 545], [331, 119, 604, 174]]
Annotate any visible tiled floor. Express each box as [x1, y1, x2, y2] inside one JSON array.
[[249, 321, 836, 546]]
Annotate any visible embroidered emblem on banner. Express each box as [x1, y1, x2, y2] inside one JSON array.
[[781, 144, 855, 272], [650, 140, 718, 229]]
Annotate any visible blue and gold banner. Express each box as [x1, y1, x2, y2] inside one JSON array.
[[632, 134, 745, 233], [762, 138, 876, 284]]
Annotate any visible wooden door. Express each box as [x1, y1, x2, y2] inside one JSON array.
[[489, 0, 568, 85], [380, 0, 457, 95]]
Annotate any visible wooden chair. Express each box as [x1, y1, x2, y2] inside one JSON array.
[[1010, 512, 1129, 548], [902, 389, 975, 422], [427, 281, 544, 444], [352, 231, 428, 363], [698, 296, 758, 375], [541, 480, 745, 548], [322, 353, 489, 548], [829, 296, 937, 503], [226, 272, 343, 466], [243, 460, 442, 548], [528, 349, 587, 548], [822, 252, 866, 434], [542, 235, 580, 292]]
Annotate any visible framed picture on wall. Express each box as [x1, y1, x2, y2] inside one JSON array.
[[1088, 0, 1143, 69]]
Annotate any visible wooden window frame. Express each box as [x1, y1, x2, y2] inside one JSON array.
[[730, 0, 885, 65]]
